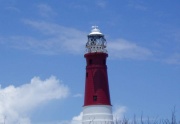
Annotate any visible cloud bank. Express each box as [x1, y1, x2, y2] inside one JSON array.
[[0, 76, 69, 124], [0, 19, 152, 59]]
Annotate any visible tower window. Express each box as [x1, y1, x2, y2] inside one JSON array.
[[86, 72, 88, 77], [93, 95, 97, 101], [89, 59, 92, 65], [103, 59, 106, 65]]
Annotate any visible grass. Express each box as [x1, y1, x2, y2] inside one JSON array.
[[114, 108, 179, 124]]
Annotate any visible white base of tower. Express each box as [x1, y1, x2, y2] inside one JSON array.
[[82, 105, 113, 124]]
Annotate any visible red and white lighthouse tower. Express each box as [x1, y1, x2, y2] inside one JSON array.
[[82, 26, 113, 124]]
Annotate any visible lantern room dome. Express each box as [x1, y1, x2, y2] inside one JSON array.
[[89, 26, 103, 35]]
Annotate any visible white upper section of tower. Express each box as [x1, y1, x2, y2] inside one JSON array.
[[86, 26, 107, 53]]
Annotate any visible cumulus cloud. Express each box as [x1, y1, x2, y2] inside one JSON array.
[[70, 112, 83, 124], [108, 39, 153, 60], [0, 76, 69, 124]]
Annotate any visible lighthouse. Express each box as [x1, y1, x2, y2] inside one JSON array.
[[82, 26, 113, 124]]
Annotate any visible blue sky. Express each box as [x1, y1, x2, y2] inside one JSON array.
[[0, 0, 180, 124]]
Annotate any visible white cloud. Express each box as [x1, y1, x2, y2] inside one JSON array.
[[0, 20, 87, 55], [164, 53, 180, 65], [108, 39, 153, 60], [70, 112, 83, 124], [73, 93, 83, 98], [128, 1, 147, 11], [96, 0, 107, 8], [5, 6, 21, 13], [24, 20, 86, 54], [0, 20, 152, 60], [113, 106, 127, 121], [37, 3, 57, 17], [0, 76, 69, 124]]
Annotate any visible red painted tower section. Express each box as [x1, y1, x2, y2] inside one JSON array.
[[84, 52, 111, 106]]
